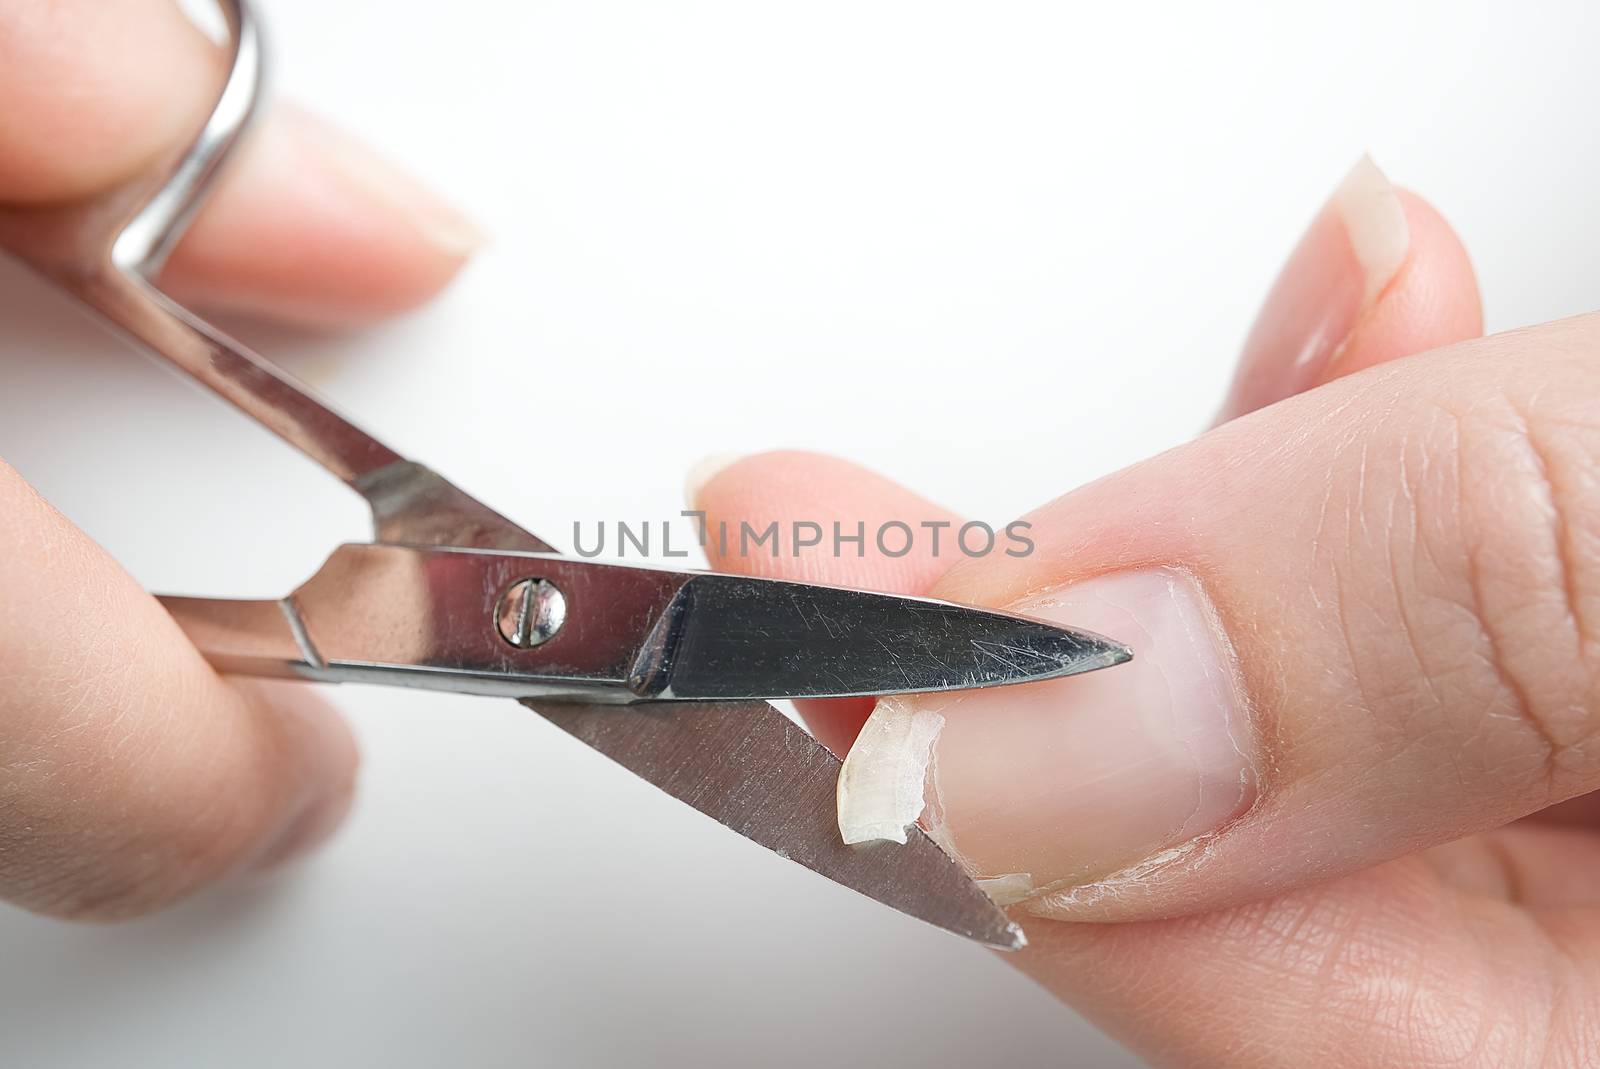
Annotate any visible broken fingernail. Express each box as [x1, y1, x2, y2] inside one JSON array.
[[837, 567, 1257, 915], [1223, 154, 1410, 415]]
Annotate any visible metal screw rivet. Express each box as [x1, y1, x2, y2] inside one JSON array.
[[496, 578, 566, 649]]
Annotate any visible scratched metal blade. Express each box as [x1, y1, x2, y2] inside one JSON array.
[[525, 697, 1025, 950], [634, 574, 1131, 700]]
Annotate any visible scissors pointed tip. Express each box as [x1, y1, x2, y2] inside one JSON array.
[[1039, 626, 1132, 679], [965, 614, 1132, 689], [996, 922, 1028, 952]]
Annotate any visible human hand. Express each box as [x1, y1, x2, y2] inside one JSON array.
[[691, 158, 1600, 1066], [1, 0, 477, 918]]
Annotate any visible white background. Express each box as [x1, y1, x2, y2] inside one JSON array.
[[2, 2, 1596, 1066]]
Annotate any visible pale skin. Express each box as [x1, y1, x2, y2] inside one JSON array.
[[4, 4, 1600, 1067]]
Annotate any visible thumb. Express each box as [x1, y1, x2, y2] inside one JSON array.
[[695, 315, 1600, 923], [846, 313, 1600, 921], [0, 461, 358, 919]]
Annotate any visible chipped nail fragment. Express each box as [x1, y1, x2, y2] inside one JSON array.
[[837, 697, 944, 845]]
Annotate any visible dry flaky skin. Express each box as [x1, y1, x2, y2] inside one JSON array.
[[835, 697, 944, 846]]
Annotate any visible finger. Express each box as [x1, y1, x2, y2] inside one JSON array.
[[0, 1, 481, 327], [688, 450, 960, 755], [1218, 157, 1482, 422], [0, 459, 358, 919], [830, 314, 1600, 923], [1012, 852, 1597, 1069], [158, 104, 484, 328]]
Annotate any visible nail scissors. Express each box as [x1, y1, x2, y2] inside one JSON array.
[[0, 0, 1129, 950]]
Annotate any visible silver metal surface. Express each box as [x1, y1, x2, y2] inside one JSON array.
[[159, 544, 1128, 702], [0, 0, 1132, 949], [533, 698, 1025, 950], [496, 578, 568, 649]]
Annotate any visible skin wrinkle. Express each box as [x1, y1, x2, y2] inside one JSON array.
[[1351, 890, 1517, 1066], [1292, 881, 1506, 1066], [1391, 425, 1451, 720], [1327, 408, 1398, 770], [1498, 405, 1583, 679], [1262, 893, 1393, 1052], [1515, 401, 1594, 676], [1396, 416, 1481, 808], [1459, 401, 1581, 798], [1330, 517, 1387, 765], [1430, 405, 1541, 804], [1480, 831, 1532, 906], [1412, 419, 1500, 701], [1316, 382, 1600, 826]]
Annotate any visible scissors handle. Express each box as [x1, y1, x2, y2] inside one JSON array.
[[0, 0, 394, 484], [0, 0, 551, 555], [77, 270, 404, 484]]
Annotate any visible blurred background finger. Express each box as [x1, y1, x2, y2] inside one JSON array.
[[0, 0, 481, 328], [1218, 157, 1482, 422]]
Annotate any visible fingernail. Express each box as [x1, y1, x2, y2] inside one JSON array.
[[683, 452, 746, 508], [837, 568, 1256, 912], [296, 106, 488, 258], [1223, 155, 1409, 416]]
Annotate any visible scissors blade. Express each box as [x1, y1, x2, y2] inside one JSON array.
[[637, 573, 1130, 700], [528, 697, 1025, 950], [175, 546, 1127, 703]]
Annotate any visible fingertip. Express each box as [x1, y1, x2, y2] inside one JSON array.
[[684, 452, 748, 510], [240, 681, 360, 873], [692, 449, 868, 513], [686, 450, 963, 754], [1396, 187, 1483, 337], [0, 0, 218, 203], [21, 677, 363, 923], [1326, 187, 1484, 380], [689, 449, 959, 590], [692, 448, 925, 516], [1219, 161, 1485, 422], [159, 104, 484, 329]]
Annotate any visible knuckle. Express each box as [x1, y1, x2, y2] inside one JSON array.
[[1320, 361, 1600, 806], [1450, 387, 1600, 793]]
